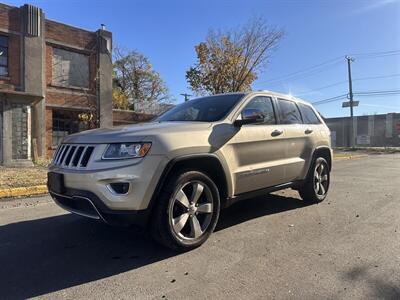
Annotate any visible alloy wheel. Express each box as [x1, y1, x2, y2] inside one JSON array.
[[169, 180, 214, 240], [314, 161, 329, 196]]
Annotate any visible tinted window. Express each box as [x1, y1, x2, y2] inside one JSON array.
[[277, 99, 302, 124], [298, 103, 321, 124], [156, 94, 245, 122], [242, 96, 276, 124]]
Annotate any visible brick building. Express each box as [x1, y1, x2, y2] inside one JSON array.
[[0, 3, 112, 166]]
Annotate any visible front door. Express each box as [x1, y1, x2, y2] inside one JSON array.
[[224, 96, 287, 195]]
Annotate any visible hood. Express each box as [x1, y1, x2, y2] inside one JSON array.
[[62, 121, 213, 144]]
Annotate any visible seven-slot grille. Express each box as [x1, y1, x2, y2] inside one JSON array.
[[53, 144, 95, 168]]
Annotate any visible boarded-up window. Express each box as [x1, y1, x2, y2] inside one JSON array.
[[52, 48, 89, 88]]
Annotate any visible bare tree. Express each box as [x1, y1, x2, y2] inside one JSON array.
[[186, 17, 284, 95]]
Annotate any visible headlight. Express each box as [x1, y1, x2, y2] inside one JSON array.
[[102, 143, 151, 159]]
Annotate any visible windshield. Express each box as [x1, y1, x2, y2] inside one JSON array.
[[156, 94, 245, 122]]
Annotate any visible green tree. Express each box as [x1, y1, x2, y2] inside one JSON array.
[[113, 48, 170, 110], [186, 18, 284, 95]]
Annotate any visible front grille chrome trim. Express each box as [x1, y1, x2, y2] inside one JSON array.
[[52, 144, 96, 169]]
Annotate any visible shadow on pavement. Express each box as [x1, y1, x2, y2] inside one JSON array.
[[342, 266, 400, 299], [0, 193, 309, 299], [216, 193, 311, 231]]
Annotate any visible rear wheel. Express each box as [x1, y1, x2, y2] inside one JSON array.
[[151, 170, 220, 251], [298, 157, 330, 203]]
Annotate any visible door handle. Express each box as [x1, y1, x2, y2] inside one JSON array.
[[305, 128, 313, 134], [271, 129, 283, 137]]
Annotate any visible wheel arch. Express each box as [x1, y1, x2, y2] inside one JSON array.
[[313, 146, 332, 171], [148, 154, 231, 215]]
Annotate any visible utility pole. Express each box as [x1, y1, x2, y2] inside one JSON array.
[[345, 55, 355, 149], [180, 93, 192, 102]]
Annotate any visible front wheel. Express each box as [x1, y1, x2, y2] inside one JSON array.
[[298, 157, 330, 203], [151, 170, 220, 251]]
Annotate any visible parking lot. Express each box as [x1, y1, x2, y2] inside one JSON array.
[[0, 154, 399, 299]]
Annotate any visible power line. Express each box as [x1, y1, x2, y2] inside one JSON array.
[[296, 80, 348, 96], [260, 61, 344, 87], [356, 93, 400, 97], [255, 56, 343, 86], [296, 73, 400, 96], [312, 89, 400, 106], [354, 73, 400, 81], [350, 49, 400, 58], [354, 89, 400, 95], [311, 94, 348, 105], [255, 50, 400, 88]]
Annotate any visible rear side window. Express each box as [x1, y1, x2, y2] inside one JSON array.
[[298, 103, 321, 124], [277, 99, 302, 124]]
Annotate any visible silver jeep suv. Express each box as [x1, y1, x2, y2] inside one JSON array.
[[48, 91, 332, 250]]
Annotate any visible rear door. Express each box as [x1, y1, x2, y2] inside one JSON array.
[[297, 102, 325, 176], [275, 98, 307, 182], [224, 95, 287, 195]]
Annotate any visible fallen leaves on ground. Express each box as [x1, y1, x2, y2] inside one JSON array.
[[0, 167, 47, 189]]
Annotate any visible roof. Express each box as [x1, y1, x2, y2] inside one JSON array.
[[253, 90, 311, 105], [189, 90, 313, 106]]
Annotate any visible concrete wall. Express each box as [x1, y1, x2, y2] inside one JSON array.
[[325, 113, 400, 148]]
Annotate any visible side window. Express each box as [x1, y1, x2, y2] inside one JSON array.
[[242, 96, 276, 124], [277, 99, 302, 124], [298, 103, 321, 124], [0, 35, 8, 76]]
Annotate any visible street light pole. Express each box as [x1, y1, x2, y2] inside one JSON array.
[[345, 55, 355, 149]]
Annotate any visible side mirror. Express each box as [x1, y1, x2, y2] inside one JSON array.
[[234, 108, 264, 127]]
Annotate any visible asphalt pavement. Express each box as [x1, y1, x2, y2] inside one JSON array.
[[0, 154, 399, 299]]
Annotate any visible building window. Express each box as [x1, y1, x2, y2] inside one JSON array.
[[52, 47, 89, 89], [52, 110, 88, 146], [0, 35, 8, 76]]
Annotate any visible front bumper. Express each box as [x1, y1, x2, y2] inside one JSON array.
[[48, 154, 168, 225], [49, 188, 150, 226]]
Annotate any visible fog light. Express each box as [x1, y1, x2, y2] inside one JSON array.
[[109, 182, 130, 195]]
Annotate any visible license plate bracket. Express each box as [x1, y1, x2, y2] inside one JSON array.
[[47, 172, 65, 194]]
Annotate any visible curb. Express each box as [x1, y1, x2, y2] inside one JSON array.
[[333, 155, 368, 161], [0, 185, 48, 199]]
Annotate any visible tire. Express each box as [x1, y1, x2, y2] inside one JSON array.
[[298, 157, 330, 203], [150, 170, 220, 251]]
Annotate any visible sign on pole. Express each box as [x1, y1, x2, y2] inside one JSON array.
[[342, 101, 359, 108]]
